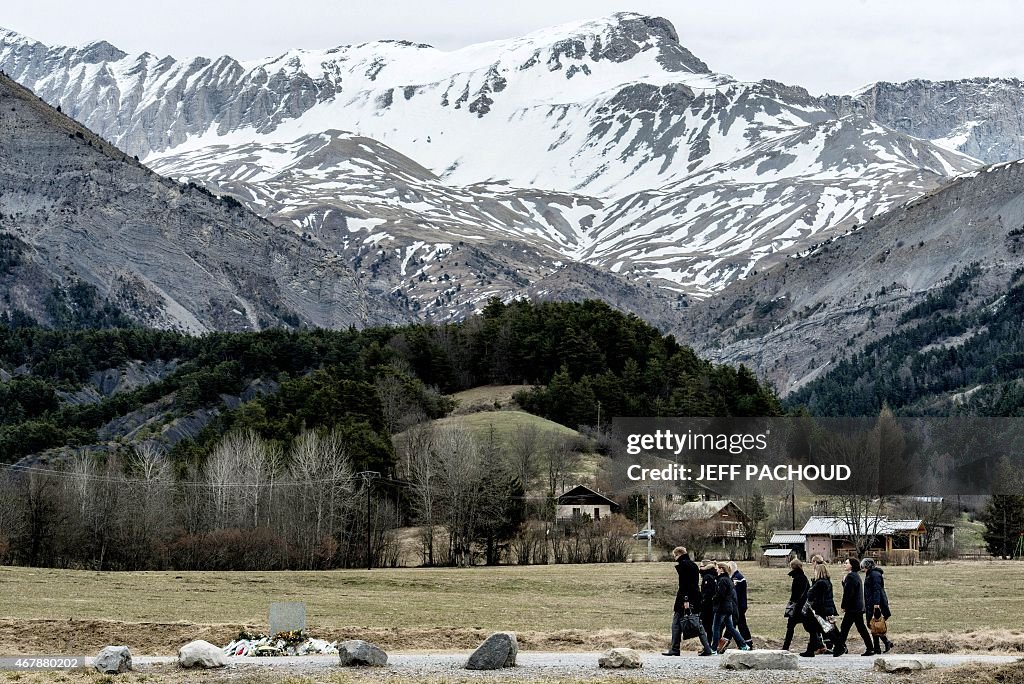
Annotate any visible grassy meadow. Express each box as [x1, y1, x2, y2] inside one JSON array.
[[2, 560, 1023, 656]]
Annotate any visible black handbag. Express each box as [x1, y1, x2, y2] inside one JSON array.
[[681, 612, 702, 640]]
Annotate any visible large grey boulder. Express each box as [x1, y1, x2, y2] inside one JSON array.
[[874, 657, 935, 673], [465, 632, 518, 670], [93, 646, 132, 674], [337, 640, 388, 667], [178, 640, 228, 669], [721, 650, 799, 670], [598, 648, 642, 669]]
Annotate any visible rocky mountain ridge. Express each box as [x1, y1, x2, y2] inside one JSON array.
[[679, 159, 1024, 395], [0, 14, 982, 318], [825, 77, 1024, 164], [0, 71, 404, 331]]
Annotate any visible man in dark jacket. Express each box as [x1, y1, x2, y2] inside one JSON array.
[[834, 557, 874, 656], [675, 547, 702, 614], [782, 557, 810, 651], [861, 558, 893, 653], [664, 547, 712, 656]]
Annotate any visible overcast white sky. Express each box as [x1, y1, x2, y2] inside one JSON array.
[[3, 0, 1022, 94]]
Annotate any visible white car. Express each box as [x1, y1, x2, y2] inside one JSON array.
[[632, 529, 655, 540]]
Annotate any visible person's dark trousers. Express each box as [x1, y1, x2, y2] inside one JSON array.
[[736, 609, 752, 644], [872, 634, 892, 652], [782, 612, 803, 650], [835, 611, 873, 654], [801, 613, 824, 654], [712, 611, 746, 650], [669, 612, 711, 653], [700, 608, 714, 643]]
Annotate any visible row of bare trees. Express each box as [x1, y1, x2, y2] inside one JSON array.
[[401, 424, 525, 566], [0, 417, 643, 569], [0, 429, 399, 570]]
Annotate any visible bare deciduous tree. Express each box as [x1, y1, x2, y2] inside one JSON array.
[[544, 435, 580, 498], [433, 425, 485, 567], [375, 375, 407, 436], [204, 429, 279, 530], [406, 422, 441, 565], [287, 429, 354, 567], [507, 424, 541, 490]]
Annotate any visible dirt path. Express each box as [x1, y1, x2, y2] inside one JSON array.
[[2, 618, 1023, 658], [119, 651, 1023, 683]]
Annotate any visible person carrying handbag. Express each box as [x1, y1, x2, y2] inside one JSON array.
[[799, 562, 838, 657], [782, 557, 810, 651], [664, 547, 714, 656], [861, 558, 894, 653]]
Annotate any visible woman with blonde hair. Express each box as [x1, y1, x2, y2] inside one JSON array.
[[800, 562, 837, 657]]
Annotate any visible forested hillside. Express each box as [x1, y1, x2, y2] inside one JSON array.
[[788, 266, 1024, 415], [0, 298, 780, 466], [0, 299, 781, 570]]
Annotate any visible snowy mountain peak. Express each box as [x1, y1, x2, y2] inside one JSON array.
[[0, 26, 35, 46], [0, 17, 989, 318], [75, 39, 127, 63]]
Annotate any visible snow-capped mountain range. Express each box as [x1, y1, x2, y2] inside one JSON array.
[[0, 14, 1002, 321]]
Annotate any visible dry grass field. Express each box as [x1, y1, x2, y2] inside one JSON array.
[[448, 385, 534, 415], [2, 560, 1023, 658]]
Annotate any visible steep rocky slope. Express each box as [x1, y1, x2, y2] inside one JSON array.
[[0, 72, 403, 331], [679, 160, 1024, 395], [826, 78, 1024, 164]]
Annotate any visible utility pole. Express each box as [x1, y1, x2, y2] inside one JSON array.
[[356, 471, 380, 570], [791, 482, 796, 530], [597, 401, 602, 433], [647, 486, 653, 562], [1004, 505, 1008, 560]]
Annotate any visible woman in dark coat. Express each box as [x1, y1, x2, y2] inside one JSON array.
[[833, 557, 874, 656], [861, 558, 894, 653], [782, 557, 810, 651], [699, 562, 718, 643], [711, 562, 750, 653], [800, 562, 838, 657]]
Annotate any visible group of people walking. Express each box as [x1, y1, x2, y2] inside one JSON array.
[[786, 554, 894, 657], [663, 547, 753, 656], [667, 548, 894, 658]]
